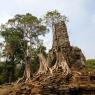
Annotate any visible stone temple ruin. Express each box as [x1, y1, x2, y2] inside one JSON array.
[[48, 21, 86, 70], [5, 21, 95, 95]]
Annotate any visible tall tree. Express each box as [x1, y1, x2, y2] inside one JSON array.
[[0, 27, 25, 82], [44, 10, 67, 48], [0, 13, 48, 81], [44, 10, 71, 76]]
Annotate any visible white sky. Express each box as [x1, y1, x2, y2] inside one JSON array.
[[0, 0, 95, 59]]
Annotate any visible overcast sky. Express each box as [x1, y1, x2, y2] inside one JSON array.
[[0, 0, 95, 59]]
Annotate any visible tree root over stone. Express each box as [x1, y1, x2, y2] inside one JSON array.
[[35, 51, 71, 82]]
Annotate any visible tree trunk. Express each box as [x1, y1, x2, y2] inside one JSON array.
[[23, 56, 32, 81], [37, 53, 51, 75], [52, 51, 71, 76]]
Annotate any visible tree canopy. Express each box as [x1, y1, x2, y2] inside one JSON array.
[[0, 13, 48, 83]]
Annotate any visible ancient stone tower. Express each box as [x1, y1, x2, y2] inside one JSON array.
[[52, 21, 71, 66], [52, 21, 70, 49], [48, 21, 86, 70]]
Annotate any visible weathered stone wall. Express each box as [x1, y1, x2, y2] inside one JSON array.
[[70, 46, 86, 70]]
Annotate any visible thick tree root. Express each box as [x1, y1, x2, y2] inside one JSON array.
[[51, 52, 71, 76], [37, 53, 52, 75], [36, 52, 71, 78]]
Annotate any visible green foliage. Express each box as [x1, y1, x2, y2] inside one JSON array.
[[0, 75, 5, 84], [44, 10, 67, 27], [0, 62, 7, 84], [86, 59, 95, 69]]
